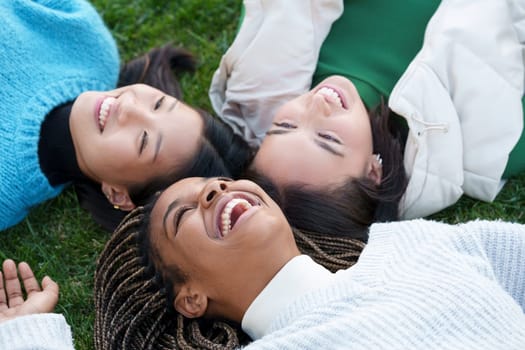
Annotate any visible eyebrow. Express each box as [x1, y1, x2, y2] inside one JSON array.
[[162, 199, 180, 237], [265, 129, 291, 136], [168, 99, 178, 112], [315, 139, 344, 157], [153, 133, 163, 163]]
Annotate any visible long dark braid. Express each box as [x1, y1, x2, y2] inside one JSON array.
[[94, 207, 365, 349]]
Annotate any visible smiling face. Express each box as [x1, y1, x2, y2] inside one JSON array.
[[70, 84, 204, 206], [253, 75, 381, 188], [149, 177, 300, 322]]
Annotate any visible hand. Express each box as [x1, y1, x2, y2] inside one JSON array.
[[0, 259, 59, 324]]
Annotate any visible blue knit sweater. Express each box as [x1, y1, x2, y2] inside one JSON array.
[[0, 0, 119, 230], [1, 220, 524, 349]]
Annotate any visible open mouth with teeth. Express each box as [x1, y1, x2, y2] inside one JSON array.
[[317, 86, 347, 109], [98, 97, 116, 132], [218, 197, 257, 237]]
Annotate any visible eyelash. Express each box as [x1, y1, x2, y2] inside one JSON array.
[[154, 96, 165, 110], [217, 177, 233, 182], [318, 133, 341, 144], [273, 122, 296, 129], [174, 205, 193, 231], [139, 131, 148, 154]]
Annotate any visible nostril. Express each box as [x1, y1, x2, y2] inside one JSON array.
[[206, 190, 216, 202], [219, 183, 227, 190]]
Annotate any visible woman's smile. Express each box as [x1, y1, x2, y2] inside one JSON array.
[[96, 96, 117, 132], [215, 193, 262, 238], [315, 85, 347, 109]]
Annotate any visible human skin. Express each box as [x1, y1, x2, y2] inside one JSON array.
[[253, 75, 382, 188], [0, 260, 58, 324], [149, 177, 301, 323], [70, 83, 204, 209]]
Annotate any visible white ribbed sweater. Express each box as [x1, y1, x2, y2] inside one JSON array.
[[245, 220, 525, 349]]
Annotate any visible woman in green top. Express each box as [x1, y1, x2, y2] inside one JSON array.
[[211, 0, 525, 235], [314, 0, 525, 177]]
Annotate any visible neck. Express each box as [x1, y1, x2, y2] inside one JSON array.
[[241, 255, 334, 340], [38, 102, 87, 186]]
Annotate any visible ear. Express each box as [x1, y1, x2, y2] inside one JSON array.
[[173, 285, 208, 319], [366, 154, 383, 186], [101, 182, 136, 211]]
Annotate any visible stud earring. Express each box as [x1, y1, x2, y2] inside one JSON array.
[[113, 205, 120, 210], [375, 154, 383, 165]]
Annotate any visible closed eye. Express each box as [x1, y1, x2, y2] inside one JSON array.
[[174, 205, 193, 232], [154, 96, 165, 110], [139, 130, 148, 155], [318, 132, 342, 144], [273, 122, 296, 129]]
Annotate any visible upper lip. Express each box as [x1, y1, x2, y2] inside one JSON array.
[[315, 84, 348, 109], [212, 192, 261, 239], [97, 96, 117, 132]]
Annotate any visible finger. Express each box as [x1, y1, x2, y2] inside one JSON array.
[[18, 262, 41, 295], [0, 270, 7, 312], [2, 259, 24, 308], [41, 276, 59, 297], [40, 276, 60, 311]]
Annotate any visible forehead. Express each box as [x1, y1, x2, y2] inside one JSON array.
[[255, 141, 334, 185], [257, 131, 338, 163]]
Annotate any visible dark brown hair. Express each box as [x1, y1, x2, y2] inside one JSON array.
[[75, 45, 252, 232], [94, 202, 365, 349]]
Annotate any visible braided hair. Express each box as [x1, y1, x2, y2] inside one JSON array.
[[94, 206, 365, 349]]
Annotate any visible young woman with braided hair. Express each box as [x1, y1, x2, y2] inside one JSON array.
[[0, 176, 366, 349], [91, 188, 365, 349], [2, 177, 524, 349]]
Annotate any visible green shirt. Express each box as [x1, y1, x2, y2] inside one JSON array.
[[314, 0, 524, 177], [314, 0, 440, 109], [237, 0, 524, 177]]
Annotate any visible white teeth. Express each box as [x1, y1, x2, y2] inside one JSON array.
[[98, 97, 116, 130], [318, 87, 343, 107], [220, 198, 252, 237]]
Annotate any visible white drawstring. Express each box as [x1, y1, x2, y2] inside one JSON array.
[[410, 114, 449, 136]]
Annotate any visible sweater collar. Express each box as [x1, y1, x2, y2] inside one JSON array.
[[241, 255, 334, 340], [38, 101, 87, 186]]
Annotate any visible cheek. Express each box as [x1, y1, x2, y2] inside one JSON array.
[[97, 139, 134, 164], [272, 100, 303, 122], [337, 116, 372, 148]]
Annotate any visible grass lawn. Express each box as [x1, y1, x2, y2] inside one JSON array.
[[1, 1, 524, 349]]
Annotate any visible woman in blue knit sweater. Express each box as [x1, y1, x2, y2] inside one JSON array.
[[1, 0, 251, 232], [0, 177, 524, 349]]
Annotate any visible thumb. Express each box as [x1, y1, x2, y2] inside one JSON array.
[[41, 276, 59, 305]]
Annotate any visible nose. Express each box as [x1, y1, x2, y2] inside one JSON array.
[[117, 93, 148, 125], [199, 178, 229, 209], [307, 92, 331, 118]]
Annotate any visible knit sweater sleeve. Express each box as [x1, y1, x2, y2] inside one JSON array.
[[208, 0, 343, 148], [0, 314, 75, 349], [459, 220, 525, 309], [0, 0, 120, 230]]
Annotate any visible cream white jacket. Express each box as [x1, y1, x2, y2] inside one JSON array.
[[209, 0, 525, 218]]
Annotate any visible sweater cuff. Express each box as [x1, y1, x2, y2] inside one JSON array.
[[0, 313, 74, 349]]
